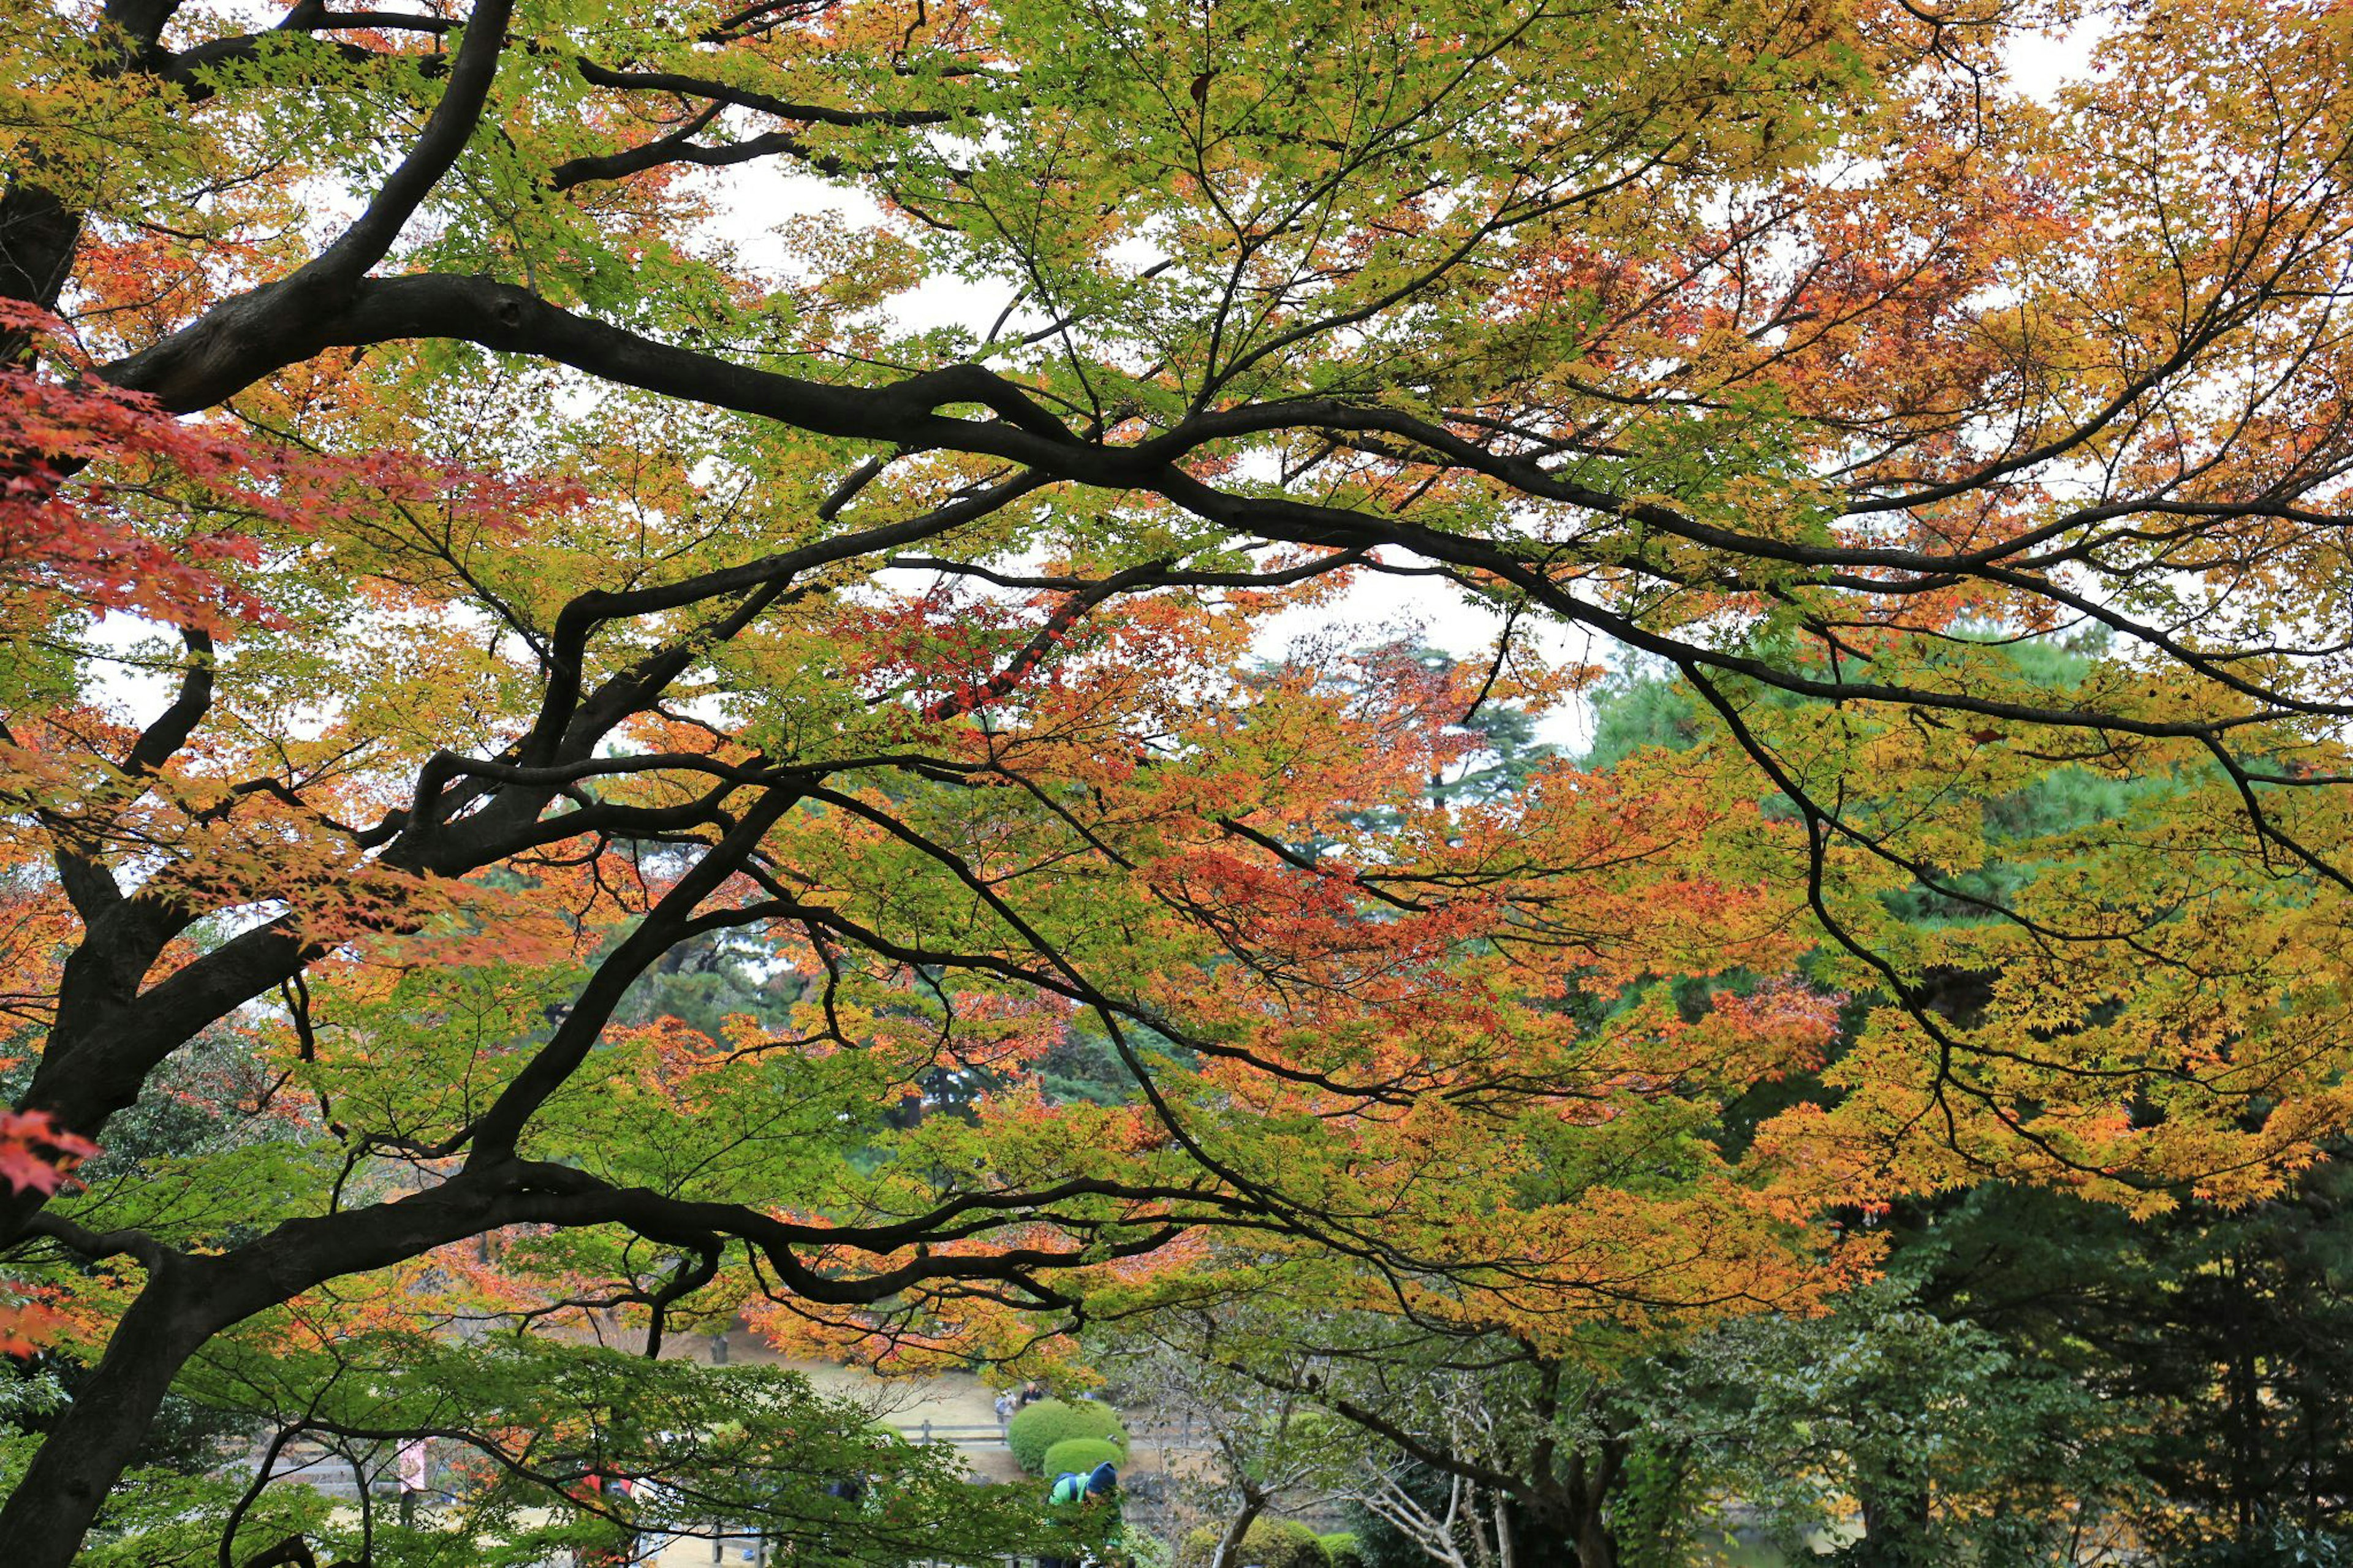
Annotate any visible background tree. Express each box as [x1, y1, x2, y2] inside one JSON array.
[[1884, 1169, 2353, 1564], [1664, 1277, 2148, 1566], [1099, 1303, 1367, 1567]]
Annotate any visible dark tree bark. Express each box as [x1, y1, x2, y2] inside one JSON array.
[[1546, 1436, 1626, 1568], [0, 1263, 217, 1565], [1207, 1491, 1270, 1568]]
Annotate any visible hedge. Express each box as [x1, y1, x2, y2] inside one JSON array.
[[1319, 1532, 1367, 1568], [1006, 1398, 1129, 1474], [1176, 1518, 1331, 1568], [1040, 1437, 1124, 1480]]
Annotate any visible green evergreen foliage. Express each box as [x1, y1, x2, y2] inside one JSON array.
[[1674, 1276, 2146, 1564], [1176, 1518, 1332, 1568], [612, 927, 790, 1039], [1582, 659, 1709, 769], [1895, 1167, 2353, 1559], [1007, 1398, 1128, 1475], [1317, 641, 1561, 825], [1034, 1024, 1137, 1107], [1580, 634, 2170, 935]]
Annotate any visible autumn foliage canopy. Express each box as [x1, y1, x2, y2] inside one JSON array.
[[4, 0, 2353, 1561]]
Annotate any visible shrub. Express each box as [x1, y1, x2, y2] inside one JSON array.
[[1319, 1532, 1366, 1568], [1176, 1518, 1332, 1568], [1007, 1398, 1128, 1474], [1040, 1437, 1124, 1480]]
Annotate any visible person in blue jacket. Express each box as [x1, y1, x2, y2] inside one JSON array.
[[1037, 1461, 1120, 1568]]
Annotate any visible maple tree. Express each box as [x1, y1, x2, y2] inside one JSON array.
[[0, 1107, 93, 1358], [7, 0, 2353, 1562]]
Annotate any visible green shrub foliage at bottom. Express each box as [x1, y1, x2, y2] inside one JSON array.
[[1177, 1517, 1332, 1568]]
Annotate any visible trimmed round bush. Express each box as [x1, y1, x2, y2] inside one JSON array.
[[1319, 1532, 1366, 1568], [1006, 1398, 1129, 1474], [1176, 1518, 1332, 1568], [1039, 1436, 1124, 1479]]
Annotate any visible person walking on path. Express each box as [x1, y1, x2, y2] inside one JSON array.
[[396, 1437, 430, 1528]]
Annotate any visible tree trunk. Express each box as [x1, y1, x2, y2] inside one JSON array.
[[1208, 1492, 1267, 1568], [1534, 1434, 1625, 1568], [0, 1262, 216, 1568], [1510, 1493, 1615, 1568], [0, 1169, 506, 1566], [1854, 1472, 1931, 1566], [1576, 1509, 1620, 1568]]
